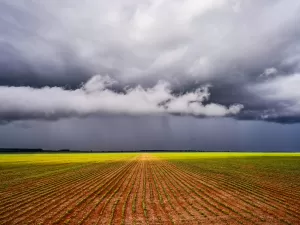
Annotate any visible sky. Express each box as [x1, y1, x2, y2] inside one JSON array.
[[0, 0, 300, 151]]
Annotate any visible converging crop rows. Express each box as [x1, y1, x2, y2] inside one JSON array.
[[0, 153, 299, 224]]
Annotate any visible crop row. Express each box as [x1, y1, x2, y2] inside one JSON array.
[[1, 154, 299, 225]]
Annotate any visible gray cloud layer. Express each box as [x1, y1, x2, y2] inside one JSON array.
[[250, 73, 300, 122], [1, 0, 300, 122], [2, 117, 300, 151]]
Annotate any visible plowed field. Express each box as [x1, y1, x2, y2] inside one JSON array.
[[0, 153, 299, 224]]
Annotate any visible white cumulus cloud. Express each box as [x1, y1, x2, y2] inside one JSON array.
[[0, 75, 243, 121]]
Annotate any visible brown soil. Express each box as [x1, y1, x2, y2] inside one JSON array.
[[0, 154, 299, 225]]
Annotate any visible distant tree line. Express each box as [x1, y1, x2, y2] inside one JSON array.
[[2, 148, 267, 153], [0, 148, 214, 153], [0, 148, 44, 152]]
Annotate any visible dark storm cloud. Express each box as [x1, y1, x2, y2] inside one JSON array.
[[1, 117, 300, 151], [0, 0, 300, 122]]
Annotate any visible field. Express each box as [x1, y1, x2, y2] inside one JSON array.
[[0, 153, 300, 224]]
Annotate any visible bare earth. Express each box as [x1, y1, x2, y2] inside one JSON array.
[[0, 154, 299, 224]]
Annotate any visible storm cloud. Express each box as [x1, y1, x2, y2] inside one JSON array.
[[0, 75, 242, 121], [0, 0, 300, 123]]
